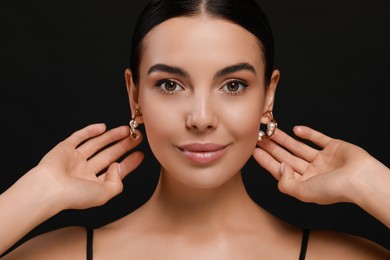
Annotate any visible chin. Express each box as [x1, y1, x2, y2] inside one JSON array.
[[160, 161, 244, 190]]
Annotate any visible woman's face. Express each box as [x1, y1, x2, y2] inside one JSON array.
[[127, 16, 278, 189]]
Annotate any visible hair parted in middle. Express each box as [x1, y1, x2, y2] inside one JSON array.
[[130, 0, 275, 86]]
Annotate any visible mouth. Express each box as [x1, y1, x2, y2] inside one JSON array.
[[177, 143, 229, 164]]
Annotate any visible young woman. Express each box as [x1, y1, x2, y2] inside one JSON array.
[[1, 0, 389, 259]]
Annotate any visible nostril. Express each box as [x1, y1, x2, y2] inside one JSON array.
[[185, 99, 219, 131], [186, 115, 218, 131]]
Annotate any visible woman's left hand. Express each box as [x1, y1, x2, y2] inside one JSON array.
[[253, 125, 380, 205]]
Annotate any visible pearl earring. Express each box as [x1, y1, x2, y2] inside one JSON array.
[[258, 111, 278, 142], [130, 108, 142, 140]]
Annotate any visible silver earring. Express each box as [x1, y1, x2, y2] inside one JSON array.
[[258, 111, 278, 142], [130, 108, 142, 140]]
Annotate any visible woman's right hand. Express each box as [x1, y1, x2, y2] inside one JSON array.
[[0, 123, 144, 255], [32, 123, 144, 211]]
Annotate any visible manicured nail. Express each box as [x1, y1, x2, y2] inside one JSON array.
[[280, 162, 285, 176], [117, 163, 121, 175]]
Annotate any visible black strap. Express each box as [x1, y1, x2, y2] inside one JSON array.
[[299, 229, 310, 260], [86, 228, 93, 260]]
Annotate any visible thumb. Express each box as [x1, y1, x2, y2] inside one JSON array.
[[105, 162, 122, 184], [278, 162, 301, 197], [98, 163, 124, 204]]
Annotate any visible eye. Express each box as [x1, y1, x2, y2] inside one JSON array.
[[221, 80, 248, 95], [155, 79, 184, 94]]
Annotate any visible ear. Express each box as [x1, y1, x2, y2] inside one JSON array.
[[125, 68, 144, 123], [261, 69, 280, 124]]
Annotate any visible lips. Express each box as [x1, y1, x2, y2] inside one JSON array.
[[177, 143, 229, 164]]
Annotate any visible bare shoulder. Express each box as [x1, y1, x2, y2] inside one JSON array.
[[307, 229, 389, 260], [2, 226, 88, 260]]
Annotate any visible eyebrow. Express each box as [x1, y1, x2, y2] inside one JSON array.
[[148, 64, 189, 78], [147, 62, 256, 79], [214, 63, 256, 79]]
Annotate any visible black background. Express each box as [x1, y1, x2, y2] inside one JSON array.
[[1, 0, 389, 251]]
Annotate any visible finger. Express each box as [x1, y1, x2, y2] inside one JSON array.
[[117, 151, 144, 179], [270, 128, 319, 163], [97, 151, 144, 182], [258, 137, 309, 174], [78, 125, 131, 159], [253, 148, 282, 180], [66, 123, 107, 148], [293, 126, 333, 148], [89, 133, 143, 174]]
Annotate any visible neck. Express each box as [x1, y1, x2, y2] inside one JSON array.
[[144, 167, 261, 230]]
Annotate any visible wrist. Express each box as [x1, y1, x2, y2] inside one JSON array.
[[347, 156, 390, 208], [18, 166, 65, 216], [0, 167, 64, 254]]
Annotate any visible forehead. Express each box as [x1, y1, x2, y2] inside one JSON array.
[[140, 16, 265, 75]]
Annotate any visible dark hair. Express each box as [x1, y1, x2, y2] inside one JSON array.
[[130, 0, 275, 85]]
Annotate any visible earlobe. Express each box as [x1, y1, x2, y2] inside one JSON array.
[[124, 69, 143, 123], [261, 69, 280, 124]]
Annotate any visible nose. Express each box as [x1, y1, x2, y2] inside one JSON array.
[[186, 94, 218, 132]]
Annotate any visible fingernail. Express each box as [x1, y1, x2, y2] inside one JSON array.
[[293, 125, 302, 133], [280, 162, 285, 176], [117, 163, 121, 175]]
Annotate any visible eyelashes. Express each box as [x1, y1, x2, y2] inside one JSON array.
[[155, 79, 184, 95], [220, 80, 248, 95], [154, 79, 249, 96]]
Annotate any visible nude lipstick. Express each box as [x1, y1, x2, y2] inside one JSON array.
[[177, 143, 228, 164]]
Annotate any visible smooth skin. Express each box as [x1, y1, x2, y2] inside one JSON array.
[[1, 16, 389, 259], [0, 124, 144, 257], [254, 126, 390, 228]]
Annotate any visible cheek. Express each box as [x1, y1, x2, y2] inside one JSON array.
[[222, 93, 264, 145], [139, 86, 264, 168], [220, 96, 263, 176], [142, 103, 178, 136], [138, 88, 184, 153]]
